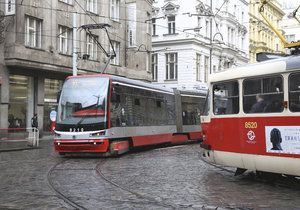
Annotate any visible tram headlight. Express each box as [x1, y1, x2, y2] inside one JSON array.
[[89, 131, 105, 137]]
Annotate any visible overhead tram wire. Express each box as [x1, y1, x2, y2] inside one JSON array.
[[212, 0, 230, 41], [1, 1, 223, 55], [0, 0, 153, 14], [0, 1, 211, 43], [72, 0, 201, 52]]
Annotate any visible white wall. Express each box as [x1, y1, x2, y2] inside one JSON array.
[[152, 0, 249, 92]]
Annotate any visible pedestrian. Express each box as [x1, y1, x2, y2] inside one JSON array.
[[31, 113, 38, 131], [250, 94, 267, 113]]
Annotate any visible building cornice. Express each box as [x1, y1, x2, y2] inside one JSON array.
[[153, 37, 211, 49], [268, 1, 285, 17]]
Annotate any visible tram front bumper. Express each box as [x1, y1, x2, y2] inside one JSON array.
[[54, 139, 110, 153]]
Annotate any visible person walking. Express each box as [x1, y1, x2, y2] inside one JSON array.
[[31, 113, 38, 131]]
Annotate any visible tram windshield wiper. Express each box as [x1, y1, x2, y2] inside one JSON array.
[[74, 95, 105, 127]]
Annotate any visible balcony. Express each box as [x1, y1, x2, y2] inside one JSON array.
[[220, 11, 238, 24]]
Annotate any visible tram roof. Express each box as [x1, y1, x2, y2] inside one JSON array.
[[110, 75, 175, 94], [209, 54, 300, 83], [67, 74, 207, 96]]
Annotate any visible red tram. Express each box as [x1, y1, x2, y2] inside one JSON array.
[[200, 55, 300, 177], [54, 74, 206, 156]]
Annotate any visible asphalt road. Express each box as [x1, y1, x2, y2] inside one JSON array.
[[1, 140, 300, 209]]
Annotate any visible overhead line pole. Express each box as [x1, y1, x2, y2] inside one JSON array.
[[209, 0, 213, 75], [73, 13, 77, 76]]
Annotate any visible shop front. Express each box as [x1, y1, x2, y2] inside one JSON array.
[[7, 72, 65, 135]]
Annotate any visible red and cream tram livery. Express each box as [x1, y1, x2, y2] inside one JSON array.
[[201, 55, 300, 177], [54, 74, 205, 156]]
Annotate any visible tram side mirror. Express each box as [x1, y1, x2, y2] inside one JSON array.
[[57, 90, 61, 103]]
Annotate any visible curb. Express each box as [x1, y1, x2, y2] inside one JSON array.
[[0, 147, 41, 153]]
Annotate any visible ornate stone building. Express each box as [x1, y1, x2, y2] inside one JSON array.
[[249, 0, 285, 63], [151, 0, 249, 92], [0, 0, 152, 133]]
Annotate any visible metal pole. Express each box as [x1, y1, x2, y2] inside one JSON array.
[[73, 13, 77, 76], [209, 0, 212, 74]]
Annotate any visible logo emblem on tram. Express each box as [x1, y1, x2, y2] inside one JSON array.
[[247, 130, 256, 144]]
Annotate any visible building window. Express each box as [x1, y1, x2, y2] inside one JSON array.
[[147, 12, 151, 34], [231, 28, 234, 45], [152, 18, 156, 36], [25, 16, 42, 48], [44, 79, 63, 132], [59, 0, 73, 5], [87, 0, 97, 13], [242, 36, 245, 51], [196, 53, 201, 81], [58, 25, 72, 54], [227, 27, 231, 45], [152, 54, 158, 81], [204, 56, 209, 82], [197, 17, 202, 28], [241, 11, 244, 23], [166, 53, 177, 80], [111, 41, 120, 65], [286, 34, 295, 43], [205, 19, 209, 37], [146, 53, 150, 72], [167, 16, 176, 34], [110, 0, 120, 21], [86, 33, 98, 60], [9, 75, 34, 128]]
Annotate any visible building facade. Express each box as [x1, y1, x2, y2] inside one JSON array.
[[0, 0, 152, 134], [151, 0, 249, 92], [249, 0, 285, 63]]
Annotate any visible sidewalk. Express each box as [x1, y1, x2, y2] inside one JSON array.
[[0, 134, 53, 152]]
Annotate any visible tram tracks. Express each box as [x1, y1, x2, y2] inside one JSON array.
[[47, 157, 179, 209], [95, 158, 183, 209], [196, 146, 300, 190], [48, 144, 300, 210], [47, 158, 88, 210]]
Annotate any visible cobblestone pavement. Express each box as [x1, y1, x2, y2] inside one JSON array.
[[1, 140, 300, 209]]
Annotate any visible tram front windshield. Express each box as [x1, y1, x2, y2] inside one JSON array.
[[56, 77, 109, 132]]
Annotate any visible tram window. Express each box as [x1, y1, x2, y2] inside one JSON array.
[[213, 81, 239, 115], [202, 91, 210, 116], [110, 84, 174, 126], [243, 76, 283, 113], [289, 73, 300, 112], [182, 96, 202, 125], [156, 100, 162, 108], [134, 98, 140, 106]]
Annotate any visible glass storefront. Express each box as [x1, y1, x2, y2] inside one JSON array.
[[9, 75, 34, 128], [43, 79, 63, 132]]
